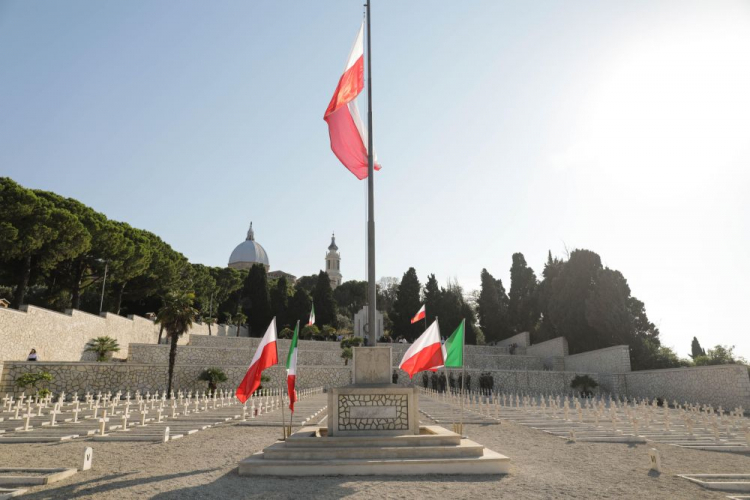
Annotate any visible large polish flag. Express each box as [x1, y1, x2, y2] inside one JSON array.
[[399, 320, 444, 378], [236, 318, 278, 403], [324, 23, 380, 180]]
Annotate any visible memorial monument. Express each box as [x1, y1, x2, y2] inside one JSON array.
[[239, 0, 509, 475]]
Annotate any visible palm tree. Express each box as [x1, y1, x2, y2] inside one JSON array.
[[234, 312, 247, 337], [85, 336, 121, 361], [199, 367, 228, 396], [204, 316, 216, 336], [156, 291, 197, 397]]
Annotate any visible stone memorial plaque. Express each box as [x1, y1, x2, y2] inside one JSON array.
[[353, 347, 391, 384], [349, 405, 397, 419]]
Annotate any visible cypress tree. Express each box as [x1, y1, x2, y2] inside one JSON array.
[[313, 271, 338, 328], [243, 264, 272, 336], [690, 337, 706, 359], [508, 252, 539, 334], [391, 267, 422, 341], [423, 274, 441, 326], [270, 276, 289, 328]]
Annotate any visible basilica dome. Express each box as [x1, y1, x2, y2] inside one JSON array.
[[228, 223, 270, 271]]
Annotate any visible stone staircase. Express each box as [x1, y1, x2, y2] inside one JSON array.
[[238, 425, 510, 476]]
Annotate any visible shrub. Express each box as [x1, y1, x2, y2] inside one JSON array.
[[571, 374, 599, 397], [341, 347, 353, 365], [278, 328, 294, 339], [199, 367, 228, 395], [321, 325, 337, 341], [340, 337, 363, 349], [479, 372, 494, 392], [301, 325, 320, 340], [85, 336, 121, 362], [16, 371, 53, 397]]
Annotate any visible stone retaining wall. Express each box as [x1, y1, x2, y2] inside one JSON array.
[[527, 337, 568, 358], [564, 345, 632, 373], [0, 362, 350, 397], [0, 304, 245, 363], [128, 343, 547, 371], [601, 365, 750, 410]]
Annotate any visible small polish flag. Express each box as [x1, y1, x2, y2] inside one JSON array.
[[411, 304, 426, 324]]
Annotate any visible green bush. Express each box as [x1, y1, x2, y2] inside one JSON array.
[[16, 371, 53, 397], [571, 374, 598, 397], [340, 336, 363, 349], [301, 325, 320, 340], [278, 328, 294, 339], [341, 347, 353, 365]]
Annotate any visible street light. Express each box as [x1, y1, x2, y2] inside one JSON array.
[[99, 260, 108, 314]]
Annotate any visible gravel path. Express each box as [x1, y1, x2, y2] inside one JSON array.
[[1, 411, 749, 499]]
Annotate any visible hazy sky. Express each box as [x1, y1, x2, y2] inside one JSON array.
[[1, 1, 748, 359]]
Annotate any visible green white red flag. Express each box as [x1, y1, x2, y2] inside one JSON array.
[[286, 321, 300, 412], [442, 319, 465, 368], [308, 304, 315, 326]]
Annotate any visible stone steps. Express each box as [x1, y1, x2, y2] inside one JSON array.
[[238, 425, 510, 476], [264, 439, 484, 460]]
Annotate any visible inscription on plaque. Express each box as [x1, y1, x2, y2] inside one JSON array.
[[350, 405, 397, 419]]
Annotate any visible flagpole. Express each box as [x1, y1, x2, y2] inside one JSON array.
[[365, 0, 377, 348], [460, 319, 466, 437], [276, 318, 287, 440]]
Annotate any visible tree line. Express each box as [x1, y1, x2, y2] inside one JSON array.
[[2, 177, 743, 371]]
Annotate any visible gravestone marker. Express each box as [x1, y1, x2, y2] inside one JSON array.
[[82, 447, 93, 471]]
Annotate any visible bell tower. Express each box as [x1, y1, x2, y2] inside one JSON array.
[[325, 233, 342, 289]]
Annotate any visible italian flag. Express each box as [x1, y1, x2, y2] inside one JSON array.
[[286, 321, 300, 412], [307, 304, 315, 326], [236, 318, 278, 404], [398, 319, 444, 378], [442, 319, 465, 368], [324, 22, 381, 180], [410, 304, 426, 324]]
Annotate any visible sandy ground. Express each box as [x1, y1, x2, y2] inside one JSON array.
[[1, 413, 749, 499]]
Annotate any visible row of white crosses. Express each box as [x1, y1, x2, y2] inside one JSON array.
[[418, 386, 750, 445], [238, 387, 324, 422]]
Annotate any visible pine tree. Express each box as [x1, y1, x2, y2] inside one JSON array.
[[313, 271, 338, 328], [243, 264, 271, 336], [508, 253, 539, 334], [391, 268, 422, 341]]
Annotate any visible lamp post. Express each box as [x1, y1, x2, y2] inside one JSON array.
[[99, 261, 108, 314]]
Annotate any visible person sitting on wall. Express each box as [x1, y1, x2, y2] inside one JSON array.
[[27, 349, 38, 361]]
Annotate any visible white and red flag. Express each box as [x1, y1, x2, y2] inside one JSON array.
[[236, 318, 278, 403], [410, 304, 426, 324], [398, 319, 444, 378], [324, 23, 380, 180]]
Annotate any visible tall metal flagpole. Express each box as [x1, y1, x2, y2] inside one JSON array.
[[276, 318, 287, 440], [366, 0, 377, 348]]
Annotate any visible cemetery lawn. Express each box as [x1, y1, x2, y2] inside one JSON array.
[[1, 417, 748, 499]]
